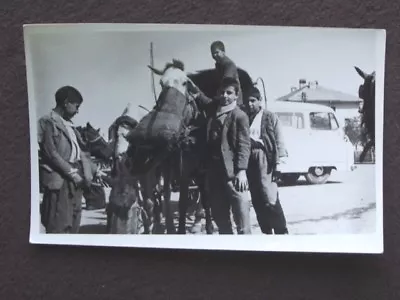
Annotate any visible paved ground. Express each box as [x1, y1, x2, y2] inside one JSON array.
[[40, 164, 377, 235], [278, 164, 376, 235]]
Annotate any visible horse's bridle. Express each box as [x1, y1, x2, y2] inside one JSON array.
[[86, 135, 103, 144]]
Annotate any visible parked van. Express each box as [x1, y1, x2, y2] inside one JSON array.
[[267, 101, 355, 185]]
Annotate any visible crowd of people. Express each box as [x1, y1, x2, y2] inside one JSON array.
[[37, 40, 289, 235]]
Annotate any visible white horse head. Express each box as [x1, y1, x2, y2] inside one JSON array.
[[148, 59, 189, 96]]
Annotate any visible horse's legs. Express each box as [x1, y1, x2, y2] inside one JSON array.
[[163, 162, 176, 234], [105, 203, 112, 233], [359, 139, 374, 162], [142, 198, 154, 234], [178, 178, 189, 234], [140, 175, 156, 234], [187, 173, 214, 235], [152, 174, 164, 234], [188, 178, 207, 234]]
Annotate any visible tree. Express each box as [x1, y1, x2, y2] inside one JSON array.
[[344, 116, 366, 145]]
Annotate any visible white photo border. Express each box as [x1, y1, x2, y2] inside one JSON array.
[[24, 23, 385, 254]]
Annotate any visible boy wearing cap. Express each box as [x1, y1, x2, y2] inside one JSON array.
[[210, 40, 243, 107], [245, 86, 289, 234], [38, 85, 96, 234], [192, 77, 252, 234]]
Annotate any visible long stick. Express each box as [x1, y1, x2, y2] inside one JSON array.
[[150, 42, 157, 103]]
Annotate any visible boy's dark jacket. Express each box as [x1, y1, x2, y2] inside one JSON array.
[[195, 92, 250, 180]]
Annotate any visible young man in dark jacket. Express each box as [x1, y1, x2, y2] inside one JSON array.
[[192, 77, 251, 234], [38, 86, 97, 233], [210, 41, 243, 107], [245, 86, 289, 234]]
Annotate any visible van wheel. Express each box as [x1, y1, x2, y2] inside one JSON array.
[[305, 167, 331, 184], [280, 174, 300, 185]]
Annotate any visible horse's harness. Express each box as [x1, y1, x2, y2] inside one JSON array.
[[82, 130, 104, 146], [86, 134, 103, 144]]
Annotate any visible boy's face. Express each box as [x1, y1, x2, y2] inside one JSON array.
[[218, 85, 238, 106], [247, 96, 262, 114], [211, 48, 225, 62], [64, 100, 81, 120]]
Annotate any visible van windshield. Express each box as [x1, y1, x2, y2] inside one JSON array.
[[276, 112, 304, 129], [309, 112, 339, 130]]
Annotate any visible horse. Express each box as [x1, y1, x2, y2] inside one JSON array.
[[112, 59, 211, 234], [354, 66, 375, 162], [187, 67, 255, 104], [105, 102, 209, 235]]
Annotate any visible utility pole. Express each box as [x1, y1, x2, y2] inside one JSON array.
[[150, 42, 157, 103]]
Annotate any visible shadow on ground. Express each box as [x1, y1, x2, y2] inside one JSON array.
[[79, 224, 108, 234], [278, 180, 342, 188], [287, 202, 376, 226], [78, 201, 213, 234]]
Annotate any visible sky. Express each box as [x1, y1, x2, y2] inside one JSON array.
[[25, 24, 381, 136]]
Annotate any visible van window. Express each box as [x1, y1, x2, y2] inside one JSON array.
[[276, 112, 304, 129], [309, 112, 339, 130]]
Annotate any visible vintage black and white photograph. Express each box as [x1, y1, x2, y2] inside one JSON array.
[[25, 23, 385, 253]]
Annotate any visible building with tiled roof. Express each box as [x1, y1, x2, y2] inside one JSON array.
[[276, 79, 362, 126]]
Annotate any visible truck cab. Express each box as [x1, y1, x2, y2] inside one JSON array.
[[268, 101, 356, 184]]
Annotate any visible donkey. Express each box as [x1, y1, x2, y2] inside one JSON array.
[[76, 123, 114, 210], [354, 66, 375, 162], [76, 122, 114, 163]]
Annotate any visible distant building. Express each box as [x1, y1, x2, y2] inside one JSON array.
[[276, 79, 362, 126]]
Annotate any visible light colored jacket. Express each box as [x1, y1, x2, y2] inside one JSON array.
[[260, 110, 288, 168], [38, 110, 96, 190]]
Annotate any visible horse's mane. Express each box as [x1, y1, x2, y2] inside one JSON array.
[[161, 59, 185, 73]]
